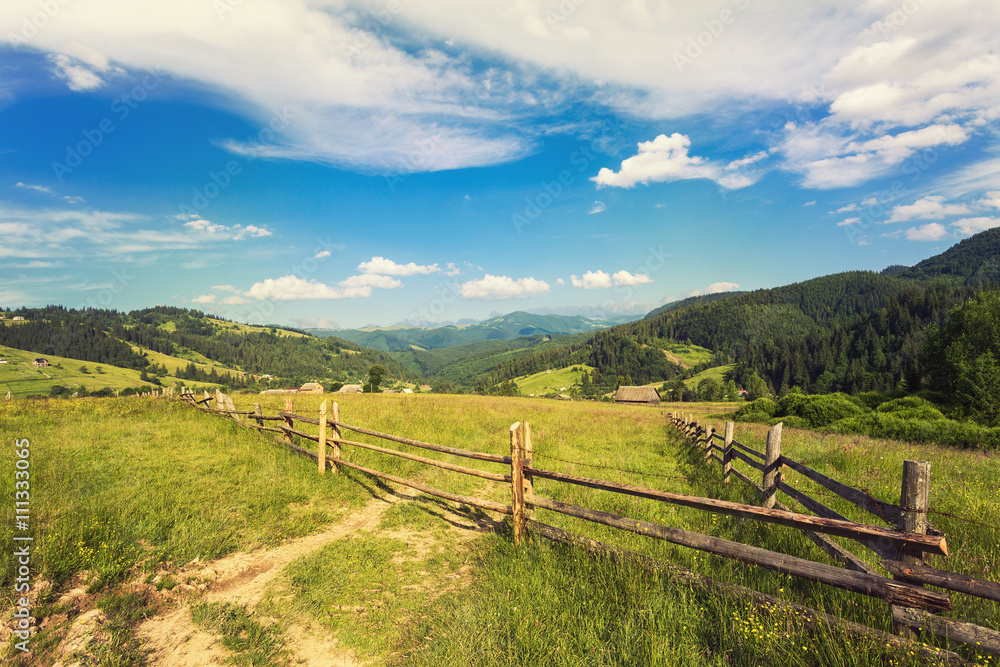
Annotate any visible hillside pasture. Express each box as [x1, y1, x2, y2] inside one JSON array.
[[0, 345, 157, 397], [514, 364, 595, 395]]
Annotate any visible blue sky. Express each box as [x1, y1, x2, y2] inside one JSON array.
[[2, 0, 999, 328]]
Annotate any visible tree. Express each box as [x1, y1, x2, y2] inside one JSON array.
[[745, 371, 769, 401], [366, 364, 386, 393], [698, 377, 722, 401], [924, 290, 1000, 424]]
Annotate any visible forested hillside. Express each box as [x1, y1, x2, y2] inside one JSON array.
[[0, 306, 414, 388]]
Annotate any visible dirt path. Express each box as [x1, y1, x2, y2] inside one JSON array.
[[136, 484, 487, 666]]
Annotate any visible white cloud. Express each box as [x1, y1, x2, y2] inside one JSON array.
[[212, 284, 239, 293], [690, 281, 741, 296], [314, 250, 331, 259], [444, 262, 461, 277], [555, 278, 565, 285], [220, 295, 249, 305], [887, 196, 972, 223], [338, 274, 403, 290], [589, 201, 607, 214], [459, 274, 549, 300], [592, 133, 759, 189], [192, 294, 217, 304], [952, 217, 1000, 236], [63, 196, 86, 205], [781, 122, 970, 189], [978, 191, 1000, 210], [232, 224, 272, 240], [48, 54, 108, 91], [835, 203, 858, 213], [612, 270, 652, 286], [15, 182, 54, 194], [246, 275, 357, 301], [905, 223, 949, 241], [357, 256, 440, 276], [803, 201, 817, 207], [837, 217, 860, 226], [571, 270, 613, 289], [183, 218, 230, 235]]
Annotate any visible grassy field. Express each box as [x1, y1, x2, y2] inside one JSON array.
[[653, 341, 715, 369], [0, 345, 158, 398], [207, 318, 311, 338], [514, 364, 596, 396], [128, 343, 245, 380], [683, 363, 735, 390], [2, 394, 997, 665]]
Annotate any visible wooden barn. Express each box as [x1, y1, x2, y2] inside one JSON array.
[[299, 382, 324, 394], [613, 386, 661, 406]]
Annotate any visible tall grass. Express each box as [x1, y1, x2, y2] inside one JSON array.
[[2, 393, 997, 665]]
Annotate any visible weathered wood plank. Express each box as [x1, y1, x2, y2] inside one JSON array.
[[524, 466, 947, 556], [893, 607, 1000, 655], [730, 439, 764, 460], [529, 521, 968, 667], [530, 495, 951, 611], [730, 448, 764, 472], [778, 481, 894, 560], [332, 437, 510, 482], [881, 560, 1000, 603], [781, 456, 902, 525]]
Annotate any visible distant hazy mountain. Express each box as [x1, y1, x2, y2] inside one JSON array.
[[307, 310, 636, 352]]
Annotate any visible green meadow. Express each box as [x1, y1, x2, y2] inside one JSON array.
[[513, 364, 596, 396], [1, 393, 996, 665]]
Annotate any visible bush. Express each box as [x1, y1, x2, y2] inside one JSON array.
[[875, 396, 946, 421], [775, 415, 811, 430], [826, 413, 1000, 450], [735, 398, 778, 420], [796, 394, 865, 428]]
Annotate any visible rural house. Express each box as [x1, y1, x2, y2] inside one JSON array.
[[613, 386, 661, 406], [299, 382, 324, 394], [32, 358, 49, 367], [337, 384, 363, 394], [0, 358, 7, 365]]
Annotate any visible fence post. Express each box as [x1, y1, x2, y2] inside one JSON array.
[[253, 403, 263, 428], [522, 422, 535, 520], [330, 401, 342, 473], [283, 396, 294, 446], [215, 389, 224, 412], [318, 399, 327, 476], [892, 460, 931, 639], [762, 422, 783, 509], [510, 422, 526, 546], [723, 422, 734, 484], [704, 425, 714, 464]]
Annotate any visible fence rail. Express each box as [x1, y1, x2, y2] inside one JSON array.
[[668, 410, 1000, 655], [174, 389, 998, 660]]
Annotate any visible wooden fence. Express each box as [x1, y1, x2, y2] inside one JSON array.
[[669, 411, 1000, 656], [175, 389, 997, 663]]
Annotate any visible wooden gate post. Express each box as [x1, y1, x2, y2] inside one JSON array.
[[892, 460, 931, 639], [283, 396, 294, 446], [762, 423, 783, 509], [522, 422, 535, 520], [704, 425, 715, 464], [723, 422, 734, 484], [318, 399, 327, 476], [330, 401, 342, 473], [510, 422, 526, 546]]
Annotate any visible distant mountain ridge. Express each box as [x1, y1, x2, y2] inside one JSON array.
[[307, 311, 641, 352]]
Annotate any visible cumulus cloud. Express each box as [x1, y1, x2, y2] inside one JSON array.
[[182, 218, 273, 240], [232, 224, 272, 240], [781, 123, 970, 189], [837, 217, 860, 226], [459, 274, 549, 300], [905, 223, 949, 241], [886, 196, 972, 223], [444, 262, 461, 277], [592, 134, 759, 189], [612, 270, 652, 286], [314, 250, 331, 259], [589, 201, 607, 214], [357, 256, 440, 276], [48, 54, 108, 91], [952, 217, 1000, 236], [338, 274, 403, 290], [192, 294, 216, 304], [246, 275, 354, 301], [690, 281, 741, 296]]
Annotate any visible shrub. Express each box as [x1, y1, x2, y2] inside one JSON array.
[[735, 398, 778, 420], [796, 394, 865, 428], [776, 415, 810, 430], [875, 396, 946, 421], [826, 413, 1000, 450]]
